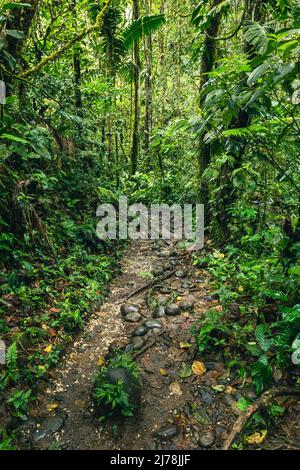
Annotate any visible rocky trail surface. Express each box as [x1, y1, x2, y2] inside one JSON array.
[[18, 241, 300, 450]]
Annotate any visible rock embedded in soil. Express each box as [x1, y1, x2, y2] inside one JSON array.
[[153, 305, 166, 318], [165, 304, 181, 316], [125, 312, 142, 323], [179, 300, 195, 311], [131, 336, 145, 351], [44, 412, 66, 433], [121, 304, 140, 317], [199, 430, 215, 448], [132, 325, 148, 337], [154, 425, 179, 440], [144, 319, 163, 329], [175, 270, 186, 278]]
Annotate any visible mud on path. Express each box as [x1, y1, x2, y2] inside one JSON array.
[[19, 241, 300, 451]]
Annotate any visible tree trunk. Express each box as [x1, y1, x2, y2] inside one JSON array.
[[131, 0, 141, 175], [144, 0, 153, 163], [198, 0, 222, 220], [215, 0, 267, 240]]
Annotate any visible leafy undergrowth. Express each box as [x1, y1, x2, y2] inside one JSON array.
[[191, 232, 300, 447], [0, 245, 121, 447]]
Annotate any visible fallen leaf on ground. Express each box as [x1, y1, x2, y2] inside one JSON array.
[[179, 342, 192, 349], [47, 403, 59, 413], [179, 363, 192, 378], [97, 356, 104, 367], [245, 430, 267, 445], [44, 344, 53, 353], [192, 361, 206, 376], [169, 382, 182, 396], [159, 368, 168, 376], [50, 308, 60, 313]]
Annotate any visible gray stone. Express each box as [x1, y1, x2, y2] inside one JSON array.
[[199, 430, 215, 448], [179, 300, 195, 311], [154, 425, 179, 440], [121, 304, 140, 317], [175, 270, 186, 278], [132, 325, 148, 336], [44, 412, 66, 434], [153, 306, 166, 318], [144, 319, 163, 329], [131, 337, 145, 351], [165, 304, 181, 316], [125, 312, 142, 323]]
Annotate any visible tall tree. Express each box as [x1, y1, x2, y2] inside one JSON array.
[[131, 0, 141, 174], [197, 0, 222, 220], [144, 0, 153, 161]]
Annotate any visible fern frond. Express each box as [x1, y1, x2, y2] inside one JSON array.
[[122, 14, 166, 50]]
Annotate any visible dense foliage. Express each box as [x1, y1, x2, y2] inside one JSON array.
[[0, 0, 299, 449]]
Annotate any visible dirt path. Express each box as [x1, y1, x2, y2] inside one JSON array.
[[18, 240, 219, 450], [18, 240, 300, 451]]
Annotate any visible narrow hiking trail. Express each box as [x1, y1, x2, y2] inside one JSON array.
[[18, 241, 300, 451]]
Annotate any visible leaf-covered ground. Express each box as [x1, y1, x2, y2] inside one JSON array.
[[14, 241, 300, 451]]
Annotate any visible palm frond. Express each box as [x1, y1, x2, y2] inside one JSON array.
[[122, 14, 166, 50], [243, 20, 268, 54]]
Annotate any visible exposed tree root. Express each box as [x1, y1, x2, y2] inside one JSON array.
[[223, 386, 300, 450]]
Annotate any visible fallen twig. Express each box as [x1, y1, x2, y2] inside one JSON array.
[[117, 270, 177, 304]]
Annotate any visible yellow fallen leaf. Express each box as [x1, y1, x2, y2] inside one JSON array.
[[97, 356, 104, 367], [192, 361, 206, 376], [176, 296, 182, 301], [44, 344, 53, 353], [246, 430, 267, 445], [238, 285, 244, 293], [179, 342, 192, 349], [47, 403, 59, 413], [159, 368, 168, 376]]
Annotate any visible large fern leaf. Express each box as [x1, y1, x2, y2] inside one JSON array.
[[243, 20, 268, 54], [122, 14, 166, 50]]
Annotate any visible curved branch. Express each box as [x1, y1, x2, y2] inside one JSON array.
[[18, 0, 111, 79], [204, 2, 247, 41]]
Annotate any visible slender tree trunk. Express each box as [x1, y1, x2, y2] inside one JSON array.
[[72, 1, 84, 147], [198, 0, 222, 220], [5, 1, 39, 96], [144, 0, 153, 163], [131, 0, 141, 175], [158, 0, 166, 126]]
